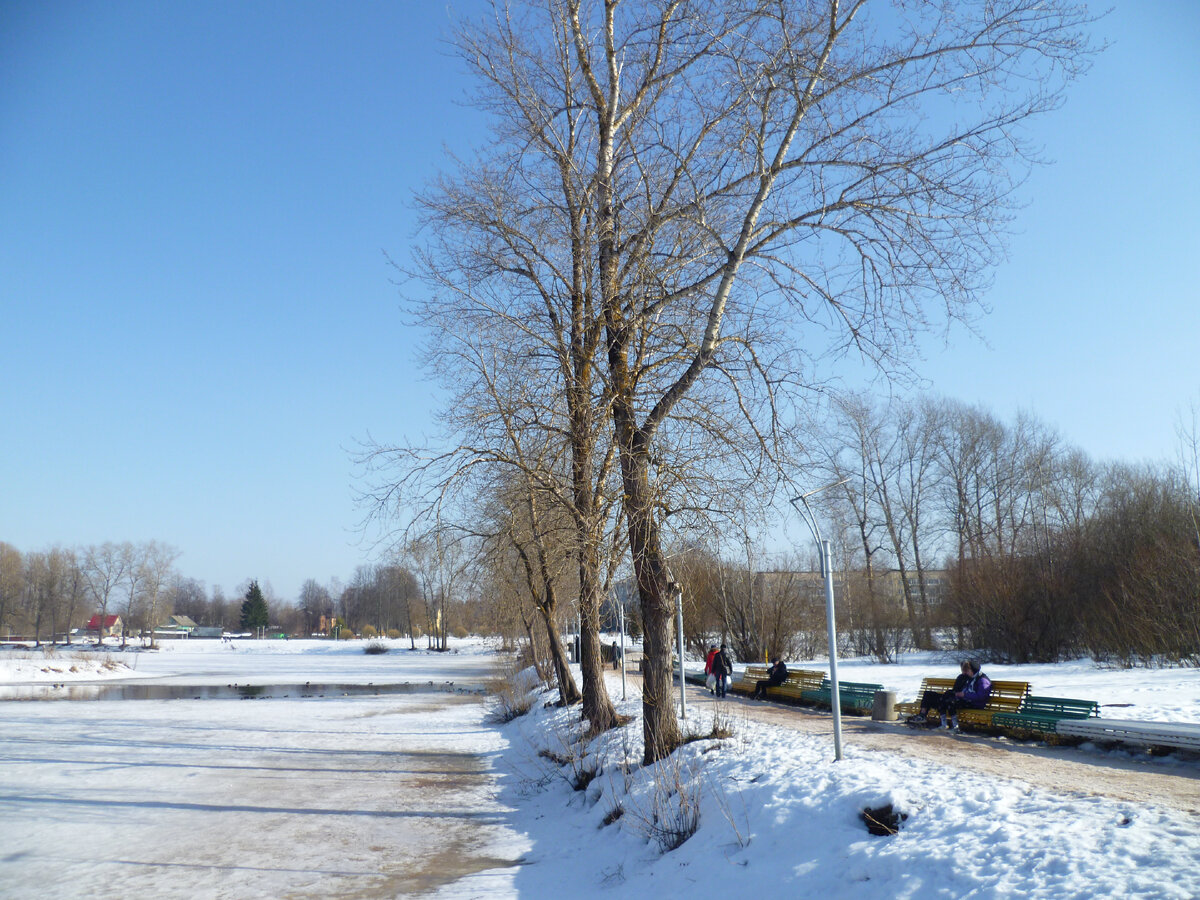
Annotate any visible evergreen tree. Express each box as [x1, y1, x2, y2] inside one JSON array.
[[240, 580, 269, 632]]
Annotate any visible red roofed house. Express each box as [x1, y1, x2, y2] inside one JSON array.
[[85, 614, 124, 639]]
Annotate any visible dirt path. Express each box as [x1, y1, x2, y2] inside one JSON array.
[[627, 672, 1200, 816]]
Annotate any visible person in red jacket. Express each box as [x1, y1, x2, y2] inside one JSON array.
[[710, 644, 733, 698], [704, 645, 719, 693]]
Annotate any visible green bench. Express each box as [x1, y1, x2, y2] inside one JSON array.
[[956, 680, 1032, 729], [991, 695, 1100, 740], [802, 678, 885, 714]]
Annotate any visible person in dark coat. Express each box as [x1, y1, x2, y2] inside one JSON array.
[[944, 661, 992, 730], [910, 661, 973, 724], [753, 658, 788, 700], [909, 660, 991, 730], [710, 644, 733, 698]]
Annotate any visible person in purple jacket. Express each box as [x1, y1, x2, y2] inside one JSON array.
[[942, 660, 991, 731], [909, 660, 973, 725]]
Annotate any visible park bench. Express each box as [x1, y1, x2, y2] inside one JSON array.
[[731, 665, 825, 704], [895, 677, 1031, 729], [802, 677, 886, 715], [991, 695, 1100, 740], [957, 680, 1032, 729], [894, 677, 957, 719], [1055, 719, 1200, 753]]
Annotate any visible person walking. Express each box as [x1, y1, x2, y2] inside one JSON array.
[[711, 644, 733, 698], [704, 644, 719, 693]]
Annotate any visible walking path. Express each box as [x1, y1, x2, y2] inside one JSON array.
[[627, 669, 1200, 816]]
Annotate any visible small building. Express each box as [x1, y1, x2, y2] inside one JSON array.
[[85, 614, 124, 639], [165, 614, 198, 632], [152, 614, 199, 640]]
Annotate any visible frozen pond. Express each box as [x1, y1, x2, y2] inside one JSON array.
[[0, 640, 529, 899], [0, 681, 485, 702]]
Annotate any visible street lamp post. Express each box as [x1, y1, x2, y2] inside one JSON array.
[[670, 581, 687, 720], [790, 480, 849, 762], [619, 600, 627, 701]]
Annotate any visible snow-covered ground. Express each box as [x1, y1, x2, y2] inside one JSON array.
[[1, 638, 1197, 898]]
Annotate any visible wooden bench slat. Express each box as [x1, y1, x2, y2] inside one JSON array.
[[731, 667, 825, 703], [894, 677, 957, 717], [895, 676, 1031, 729]]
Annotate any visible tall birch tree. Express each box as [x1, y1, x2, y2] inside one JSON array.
[[381, 0, 1094, 762]]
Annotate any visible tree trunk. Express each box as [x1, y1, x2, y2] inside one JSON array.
[[578, 557, 618, 732], [619, 445, 681, 764], [539, 586, 581, 706], [569, 370, 618, 732], [544, 620, 581, 706], [522, 616, 552, 686]]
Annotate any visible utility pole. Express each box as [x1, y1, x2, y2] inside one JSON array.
[[674, 582, 686, 720], [790, 480, 849, 762]]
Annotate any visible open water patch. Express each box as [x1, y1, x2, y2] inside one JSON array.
[[0, 681, 485, 702]]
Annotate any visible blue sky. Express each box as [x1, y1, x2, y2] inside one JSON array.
[[2, 1, 1198, 602]]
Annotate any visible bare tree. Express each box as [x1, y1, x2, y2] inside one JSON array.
[[23, 551, 57, 645], [0, 542, 24, 639], [378, 563, 420, 641], [813, 394, 946, 651], [60, 549, 87, 644], [82, 542, 130, 643], [118, 541, 146, 644], [167, 576, 209, 628], [1177, 395, 1200, 551], [389, 0, 1094, 763], [140, 541, 180, 648], [477, 476, 584, 704], [404, 528, 471, 651], [808, 394, 893, 658], [298, 578, 334, 636], [363, 10, 631, 728], [553, 0, 1094, 760]]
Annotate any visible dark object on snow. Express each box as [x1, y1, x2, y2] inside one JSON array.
[[861, 804, 908, 836]]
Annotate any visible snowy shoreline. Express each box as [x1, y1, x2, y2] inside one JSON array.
[[3, 638, 1196, 724], [2, 638, 1198, 898]]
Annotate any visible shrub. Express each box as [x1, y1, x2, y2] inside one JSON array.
[[485, 656, 537, 722], [363, 641, 388, 655], [488, 681, 533, 722]]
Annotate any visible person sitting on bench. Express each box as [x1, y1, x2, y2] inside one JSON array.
[[753, 658, 788, 700], [910, 660, 991, 729], [910, 661, 973, 725], [944, 660, 992, 729]]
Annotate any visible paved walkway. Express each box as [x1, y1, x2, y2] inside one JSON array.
[[618, 668, 1200, 815]]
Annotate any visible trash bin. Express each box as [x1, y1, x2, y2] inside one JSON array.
[[872, 690, 898, 722]]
